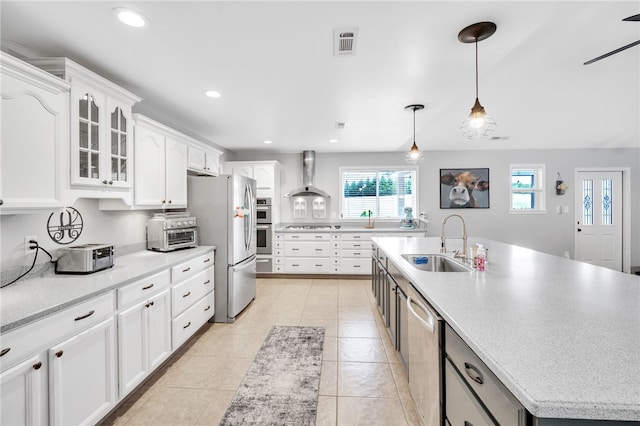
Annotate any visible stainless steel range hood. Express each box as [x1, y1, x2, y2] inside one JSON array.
[[284, 150, 330, 198]]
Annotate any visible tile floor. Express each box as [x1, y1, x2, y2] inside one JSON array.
[[101, 277, 420, 426]]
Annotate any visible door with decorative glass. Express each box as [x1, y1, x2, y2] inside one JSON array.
[[575, 171, 622, 271]]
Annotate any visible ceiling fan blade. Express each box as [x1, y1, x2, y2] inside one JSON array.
[[622, 14, 640, 21], [583, 39, 640, 65]]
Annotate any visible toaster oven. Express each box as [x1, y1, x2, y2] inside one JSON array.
[[55, 244, 114, 274], [147, 213, 198, 252]]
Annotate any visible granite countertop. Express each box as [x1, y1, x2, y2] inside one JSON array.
[[0, 246, 215, 334], [275, 221, 428, 233], [372, 236, 640, 421]]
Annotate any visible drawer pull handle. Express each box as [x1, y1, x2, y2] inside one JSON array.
[[353, 244, 361, 247], [292, 248, 299, 251], [354, 265, 361, 268], [0, 348, 10, 357], [292, 264, 300, 267], [464, 362, 484, 385], [315, 236, 323, 239], [183, 292, 191, 298], [183, 322, 191, 329], [33, 362, 43, 370], [74, 310, 95, 321], [204, 280, 211, 285], [464, 422, 474, 426], [204, 305, 211, 311], [204, 258, 211, 263], [183, 267, 191, 273], [55, 350, 64, 358], [315, 249, 323, 252], [354, 252, 361, 256], [142, 284, 154, 290], [315, 264, 323, 267]]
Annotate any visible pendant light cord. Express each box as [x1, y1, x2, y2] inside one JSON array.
[[475, 38, 479, 99], [413, 107, 416, 142]]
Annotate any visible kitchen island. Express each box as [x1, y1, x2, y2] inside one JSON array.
[[372, 236, 640, 423]]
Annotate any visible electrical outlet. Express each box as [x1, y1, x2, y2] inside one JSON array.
[[24, 235, 37, 254]]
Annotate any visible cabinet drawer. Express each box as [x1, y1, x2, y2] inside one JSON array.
[[1, 292, 115, 371], [445, 358, 493, 426], [341, 249, 372, 258], [118, 270, 171, 308], [171, 252, 214, 282], [172, 268, 215, 317], [341, 233, 371, 241], [340, 258, 371, 273], [284, 242, 331, 257], [284, 258, 331, 273], [172, 291, 215, 350], [445, 324, 525, 425], [341, 240, 369, 250], [284, 233, 330, 241]]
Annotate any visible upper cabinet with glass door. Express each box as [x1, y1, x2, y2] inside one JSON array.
[[27, 58, 142, 196]]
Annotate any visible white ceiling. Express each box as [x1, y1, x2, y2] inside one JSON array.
[[2, 1, 639, 154]]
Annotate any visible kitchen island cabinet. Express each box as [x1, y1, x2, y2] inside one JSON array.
[[372, 237, 640, 423]]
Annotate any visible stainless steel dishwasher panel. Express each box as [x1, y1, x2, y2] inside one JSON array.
[[407, 284, 442, 426]]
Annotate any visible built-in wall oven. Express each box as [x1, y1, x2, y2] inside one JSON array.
[[256, 198, 273, 272]]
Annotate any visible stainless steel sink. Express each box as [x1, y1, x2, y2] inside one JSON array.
[[401, 254, 473, 273]]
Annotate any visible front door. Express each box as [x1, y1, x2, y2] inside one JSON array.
[[575, 171, 623, 271]]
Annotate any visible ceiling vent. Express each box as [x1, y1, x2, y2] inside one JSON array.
[[334, 28, 358, 56], [335, 121, 348, 129]]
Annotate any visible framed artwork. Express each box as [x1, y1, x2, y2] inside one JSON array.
[[440, 168, 490, 209]]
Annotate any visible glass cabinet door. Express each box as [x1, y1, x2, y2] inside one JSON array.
[[110, 107, 128, 184], [78, 93, 100, 180]]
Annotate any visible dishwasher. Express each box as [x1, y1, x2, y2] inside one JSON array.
[[407, 283, 442, 426]]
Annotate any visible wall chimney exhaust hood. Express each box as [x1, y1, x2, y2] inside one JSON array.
[[285, 150, 330, 198]]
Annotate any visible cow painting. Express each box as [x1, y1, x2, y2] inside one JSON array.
[[440, 168, 490, 209]]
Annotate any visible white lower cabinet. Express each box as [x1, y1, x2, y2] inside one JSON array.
[[48, 317, 117, 426], [117, 288, 171, 398], [0, 353, 48, 426], [172, 291, 215, 350]]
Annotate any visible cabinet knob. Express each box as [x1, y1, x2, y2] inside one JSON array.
[[162, 200, 166, 204], [33, 362, 43, 370], [102, 180, 108, 184], [168, 200, 172, 204], [145, 303, 150, 308], [149, 301, 154, 306], [108, 180, 113, 185], [0, 199, 4, 206], [55, 350, 64, 358]]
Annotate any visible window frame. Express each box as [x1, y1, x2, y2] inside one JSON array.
[[509, 164, 546, 214], [338, 166, 419, 221]]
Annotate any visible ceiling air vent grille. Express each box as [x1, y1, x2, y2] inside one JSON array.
[[334, 28, 358, 56]]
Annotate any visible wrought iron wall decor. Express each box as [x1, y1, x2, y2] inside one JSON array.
[[47, 206, 83, 244]]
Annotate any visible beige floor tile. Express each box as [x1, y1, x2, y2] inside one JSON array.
[[298, 318, 338, 337], [124, 387, 215, 425], [337, 397, 408, 426], [338, 304, 375, 320], [338, 337, 388, 363], [390, 362, 412, 401], [400, 397, 422, 426], [323, 336, 338, 361], [319, 361, 338, 396], [316, 396, 338, 426], [338, 320, 380, 338], [302, 303, 339, 320], [337, 362, 398, 398], [216, 357, 253, 390], [193, 390, 236, 425]]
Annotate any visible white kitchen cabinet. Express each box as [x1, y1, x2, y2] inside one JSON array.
[[0, 52, 70, 213], [188, 144, 222, 176], [331, 233, 372, 274], [48, 317, 117, 426], [27, 57, 141, 203], [170, 252, 215, 350], [117, 272, 171, 399], [283, 233, 331, 273], [133, 114, 188, 208], [223, 161, 281, 199], [0, 353, 48, 426]]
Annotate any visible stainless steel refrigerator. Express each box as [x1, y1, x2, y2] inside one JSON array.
[[187, 175, 257, 323]]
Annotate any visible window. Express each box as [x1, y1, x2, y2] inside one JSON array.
[[340, 167, 418, 219], [510, 164, 546, 213]]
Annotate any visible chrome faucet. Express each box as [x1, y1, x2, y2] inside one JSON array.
[[441, 214, 467, 259]]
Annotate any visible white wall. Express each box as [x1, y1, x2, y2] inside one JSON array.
[[236, 148, 639, 267], [1, 199, 153, 272]]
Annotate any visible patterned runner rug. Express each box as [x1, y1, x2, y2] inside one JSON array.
[[219, 326, 325, 426]]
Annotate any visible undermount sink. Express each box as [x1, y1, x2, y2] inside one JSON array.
[[401, 254, 473, 273]]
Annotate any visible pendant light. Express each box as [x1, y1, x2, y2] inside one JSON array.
[[405, 104, 425, 164], [459, 22, 497, 139]]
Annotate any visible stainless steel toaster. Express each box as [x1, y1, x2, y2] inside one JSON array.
[[55, 244, 114, 274]]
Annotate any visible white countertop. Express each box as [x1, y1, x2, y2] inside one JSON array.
[[275, 222, 427, 233], [0, 246, 215, 334], [372, 236, 640, 421]]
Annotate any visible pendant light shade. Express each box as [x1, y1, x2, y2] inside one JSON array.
[[405, 104, 425, 164], [459, 22, 497, 139]]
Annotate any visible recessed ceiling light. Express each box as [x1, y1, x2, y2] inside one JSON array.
[[113, 8, 148, 28], [205, 90, 221, 98], [263, 140, 273, 144], [329, 139, 338, 143]]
